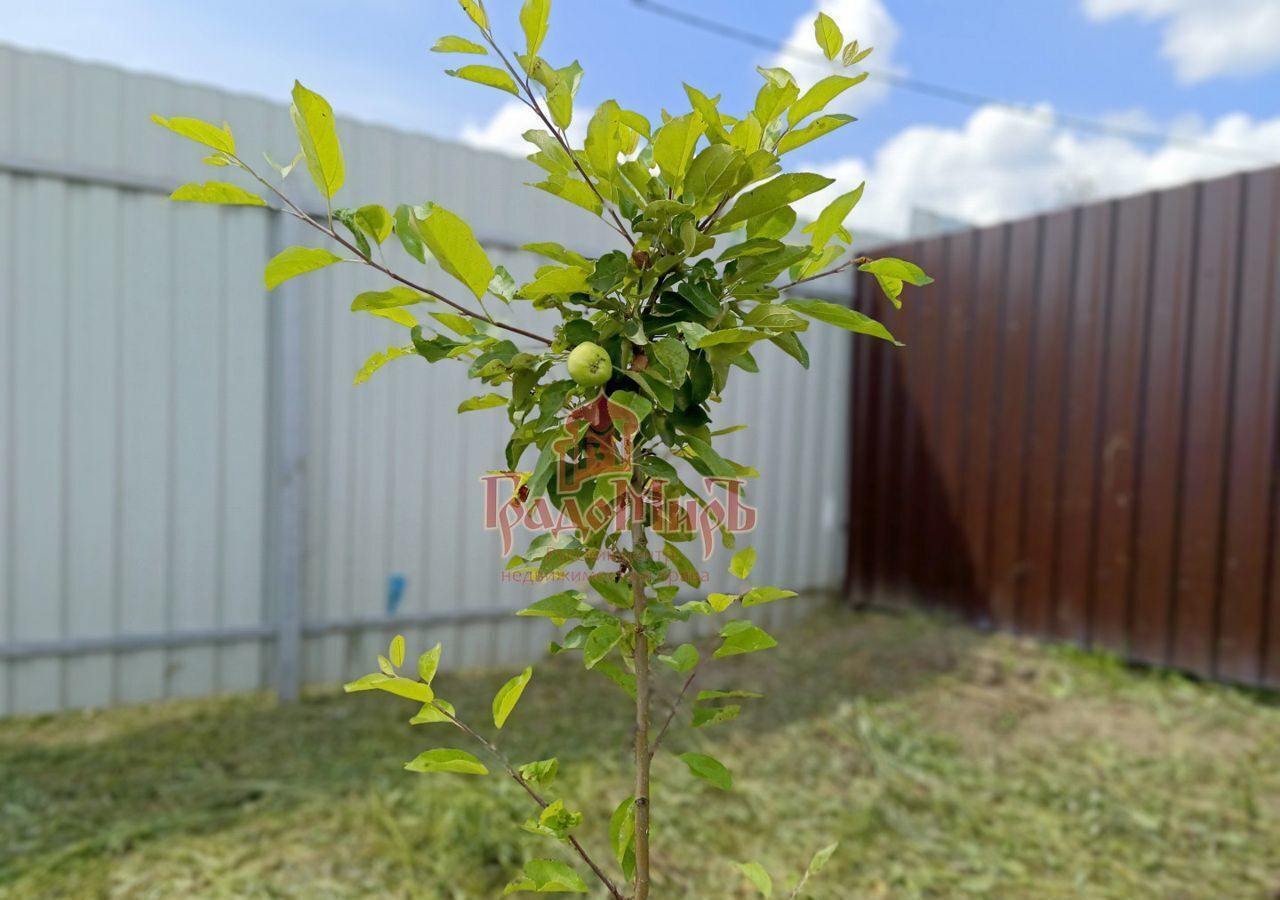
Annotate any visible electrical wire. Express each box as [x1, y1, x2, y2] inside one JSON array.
[[629, 0, 1269, 163]]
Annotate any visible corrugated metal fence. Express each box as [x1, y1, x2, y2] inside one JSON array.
[[0, 45, 851, 715], [848, 167, 1280, 689]]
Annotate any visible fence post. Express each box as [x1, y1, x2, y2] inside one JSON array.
[[267, 213, 307, 702]]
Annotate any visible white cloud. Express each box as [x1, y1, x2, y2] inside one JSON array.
[[769, 0, 901, 111], [794, 103, 1280, 238], [460, 100, 588, 157], [1082, 0, 1280, 82]]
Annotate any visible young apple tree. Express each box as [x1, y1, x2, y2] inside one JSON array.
[[154, 2, 930, 895]]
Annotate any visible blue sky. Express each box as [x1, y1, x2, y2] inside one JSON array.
[[6, 0, 1279, 235]]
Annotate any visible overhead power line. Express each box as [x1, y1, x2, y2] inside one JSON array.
[[630, 0, 1268, 164]]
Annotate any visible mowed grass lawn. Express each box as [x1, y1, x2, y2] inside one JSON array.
[[2, 607, 1278, 899]]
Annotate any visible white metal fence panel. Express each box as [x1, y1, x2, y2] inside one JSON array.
[[0, 44, 853, 715]]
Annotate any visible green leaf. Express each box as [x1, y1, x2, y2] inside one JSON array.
[[683, 83, 731, 143], [788, 73, 866, 126], [409, 698, 455, 724], [519, 0, 551, 56], [684, 144, 745, 205], [490, 266, 518, 302], [404, 748, 489, 775], [458, 393, 508, 413], [607, 390, 653, 426], [169, 181, 265, 207], [777, 114, 855, 154], [678, 751, 733, 790], [814, 11, 843, 60], [659, 643, 699, 673], [430, 311, 476, 336], [502, 859, 588, 894], [802, 183, 864, 249], [859, 257, 935, 308], [663, 543, 701, 589], [737, 861, 774, 898], [518, 266, 590, 300], [447, 64, 520, 96], [784, 298, 899, 344], [355, 204, 393, 244], [707, 592, 735, 613], [653, 112, 705, 190], [714, 173, 834, 232], [742, 586, 797, 607], [684, 436, 735, 479], [393, 205, 428, 263], [432, 34, 488, 54], [610, 798, 637, 880], [493, 666, 533, 729], [588, 573, 632, 609], [351, 287, 427, 311], [264, 150, 303, 178], [343, 672, 434, 702], [519, 758, 559, 786], [594, 661, 637, 699], [806, 841, 838, 877], [693, 704, 741, 727], [290, 81, 344, 199], [458, 0, 489, 30], [696, 689, 763, 701], [151, 114, 235, 154], [389, 634, 406, 668], [418, 643, 442, 683], [354, 346, 413, 385], [523, 242, 591, 268], [715, 620, 778, 659], [530, 175, 603, 216], [418, 204, 495, 301], [264, 246, 344, 290], [583, 622, 623, 669], [729, 546, 757, 579]]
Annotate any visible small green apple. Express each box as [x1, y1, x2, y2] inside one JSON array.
[[567, 341, 612, 388]]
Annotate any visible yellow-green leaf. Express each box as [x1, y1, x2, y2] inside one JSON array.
[[343, 672, 434, 702], [788, 74, 866, 126], [714, 173, 834, 232], [778, 114, 855, 154], [518, 266, 591, 300], [502, 859, 588, 895], [458, 393, 508, 413], [663, 542, 702, 588], [737, 861, 774, 898], [151, 114, 235, 154], [351, 287, 427, 311], [430, 311, 477, 336], [814, 12, 843, 60], [519, 0, 551, 56], [409, 698, 455, 724], [417, 205, 495, 301], [802, 183, 864, 249], [447, 65, 519, 96], [169, 181, 265, 207], [708, 592, 736, 612], [715, 620, 778, 659], [418, 643, 443, 683], [458, 0, 489, 30], [264, 246, 344, 290], [354, 346, 413, 384], [389, 634, 406, 667], [493, 666, 532, 729], [368, 308, 417, 328], [432, 34, 487, 54], [404, 748, 488, 775], [653, 111, 705, 190], [356, 205, 393, 244], [530, 175, 602, 216], [290, 81, 345, 199], [742, 586, 797, 607]]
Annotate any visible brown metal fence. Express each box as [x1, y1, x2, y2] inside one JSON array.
[[846, 167, 1280, 688]]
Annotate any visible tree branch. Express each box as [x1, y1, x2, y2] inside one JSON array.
[[477, 32, 636, 248], [648, 667, 698, 760], [432, 702, 626, 900], [236, 156, 554, 347], [779, 257, 870, 292]]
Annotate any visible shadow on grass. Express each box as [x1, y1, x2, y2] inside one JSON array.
[[0, 606, 979, 885]]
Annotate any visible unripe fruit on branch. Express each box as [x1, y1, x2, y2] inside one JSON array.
[[567, 341, 612, 388]]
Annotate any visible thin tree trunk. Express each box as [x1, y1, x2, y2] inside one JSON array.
[[629, 511, 652, 899]]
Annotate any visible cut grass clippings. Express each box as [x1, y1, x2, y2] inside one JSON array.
[[1, 607, 1278, 898]]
